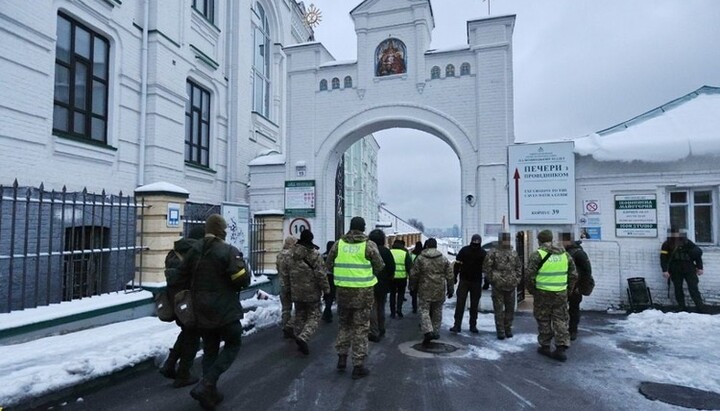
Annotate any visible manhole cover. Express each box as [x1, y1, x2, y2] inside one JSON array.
[[640, 382, 720, 410], [412, 341, 459, 354]]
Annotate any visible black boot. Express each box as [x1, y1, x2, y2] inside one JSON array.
[[422, 332, 434, 347], [337, 354, 348, 370], [159, 349, 179, 379], [570, 330, 578, 341], [449, 324, 460, 333], [352, 365, 370, 380], [505, 328, 513, 338], [552, 345, 568, 362], [469, 325, 479, 334], [322, 305, 333, 323], [190, 379, 219, 411], [537, 345, 552, 358], [283, 327, 295, 339], [295, 337, 310, 355]]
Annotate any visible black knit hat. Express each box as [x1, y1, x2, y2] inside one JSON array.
[[425, 238, 437, 249], [368, 229, 386, 247], [537, 230, 553, 243], [560, 232, 574, 242], [471, 234, 482, 244], [205, 214, 227, 239], [350, 216, 366, 232], [299, 229, 314, 244]]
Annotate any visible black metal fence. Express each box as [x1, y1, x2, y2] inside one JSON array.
[[0, 180, 148, 313]]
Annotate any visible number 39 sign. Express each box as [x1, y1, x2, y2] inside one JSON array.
[[289, 218, 311, 237]]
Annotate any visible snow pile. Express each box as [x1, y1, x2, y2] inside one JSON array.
[[0, 296, 281, 408], [574, 91, 720, 162], [611, 309, 720, 393]]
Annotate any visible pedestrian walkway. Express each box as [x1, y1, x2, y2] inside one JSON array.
[[32, 304, 703, 411]]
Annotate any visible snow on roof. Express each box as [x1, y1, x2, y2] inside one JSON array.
[[425, 45, 471, 54], [248, 153, 286, 166], [318, 59, 357, 68], [134, 182, 189, 195], [253, 209, 285, 216], [574, 86, 720, 162]]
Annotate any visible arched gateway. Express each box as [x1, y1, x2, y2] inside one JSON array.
[[249, 0, 515, 245]]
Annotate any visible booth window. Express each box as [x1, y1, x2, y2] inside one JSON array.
[[669, 189, 714, 244]]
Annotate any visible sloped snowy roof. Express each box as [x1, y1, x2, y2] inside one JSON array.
[[319, 59, 357, 68], [574, 86, 720, 162]]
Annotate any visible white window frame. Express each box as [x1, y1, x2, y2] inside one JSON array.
[[668, 187, 717, 245], [251, 2, 271, 119]]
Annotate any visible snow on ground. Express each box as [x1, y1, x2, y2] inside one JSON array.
[[608, 309, 720, 394], [440, 305, 537, 361], [1, 293, 718, 408], [0, 293, 281, 408]]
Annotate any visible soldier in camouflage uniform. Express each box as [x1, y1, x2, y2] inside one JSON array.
[[483, 232, 522, 340], [526, 230, 577, 362], [409, 238, 454, 347], [326, 217, 385, 379], [277, 236, 297, 339], [288, 230, 330, 355]]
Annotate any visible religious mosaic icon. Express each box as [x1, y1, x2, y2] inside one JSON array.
[[303, 3, 322, 28], [375, 38, 407, 77]]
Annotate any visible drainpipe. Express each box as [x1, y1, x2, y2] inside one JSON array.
[[225, 0, 234, 201], [138, 0, 149, 187]]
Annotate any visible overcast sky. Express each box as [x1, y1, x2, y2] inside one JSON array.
[[310, 0, 720, 229]]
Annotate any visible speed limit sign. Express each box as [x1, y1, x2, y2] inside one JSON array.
[[289, 218, 311, 237]]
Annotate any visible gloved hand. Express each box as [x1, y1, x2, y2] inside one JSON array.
[[447, 288, 454, 299]]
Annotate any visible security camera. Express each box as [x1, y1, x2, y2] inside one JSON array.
[[465, 194, 475, 205]]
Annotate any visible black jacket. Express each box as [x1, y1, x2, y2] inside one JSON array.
[[565, 242, 591, 277], [374, 246, 396, 297], [165, 237, 197, 300], [454, 244, 487, 283], [180, 235, 249, 329], [660, 239, 703, 275]]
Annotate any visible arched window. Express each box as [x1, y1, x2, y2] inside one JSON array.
[[319, 79, 328, 91], [460, 62, 470, 76], [430, 66, 440, 79], [332, 77, 340, 89], [344, 76, 352, 88], [375, 38, 407, 77], [446, 64, 455, 77], [252, 3, 271, 117]]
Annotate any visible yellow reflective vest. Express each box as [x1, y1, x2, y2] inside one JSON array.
[[390, 249, 408, 279], [333, 240, 377, 288], [536, 250, 569, 292]]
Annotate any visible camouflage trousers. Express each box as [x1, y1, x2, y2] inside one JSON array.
[[419, 299, 444, 335], [533, 289, 570, 347], [293, 301, 321, 342], [335, 287, 374, 367], [491, 288, 515, 336], [280, 289, 293, 331]]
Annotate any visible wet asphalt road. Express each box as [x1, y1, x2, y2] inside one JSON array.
[[38, 297, 688, 411]]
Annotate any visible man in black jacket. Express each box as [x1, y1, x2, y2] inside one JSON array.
[[368, 229, 395, 342], [180, 214, 250, 410], [450, 234, 487, 333], [561, 232, 592, 341], [159, 226, 205, 387], [661, 228, 705, 313]]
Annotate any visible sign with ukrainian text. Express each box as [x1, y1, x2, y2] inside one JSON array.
[[615, 194, 657, 237], [508, 142, 575, 224], [285, 180, 316, 217]]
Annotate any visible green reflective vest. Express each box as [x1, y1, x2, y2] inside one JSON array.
[[334, 240, 377, 288], [536, 250, 569, 292], [390, 249, 408, 279]]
